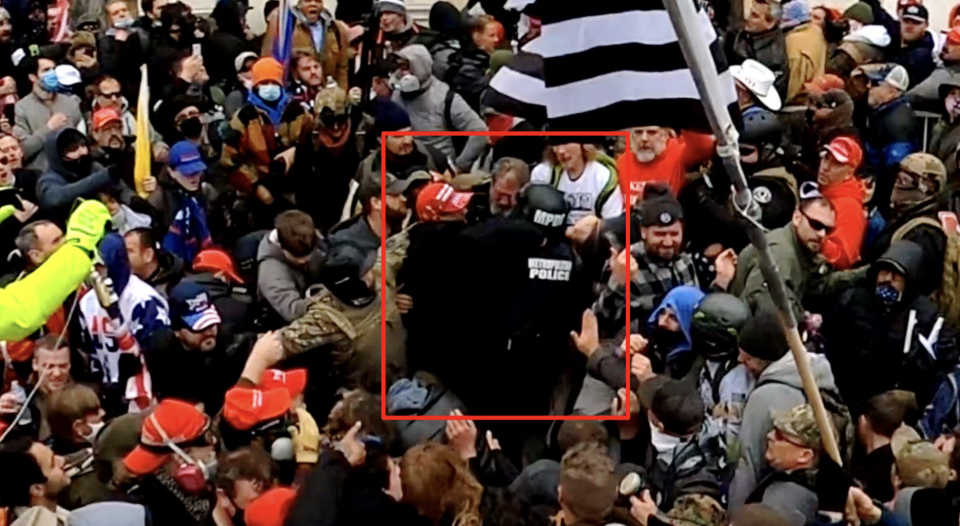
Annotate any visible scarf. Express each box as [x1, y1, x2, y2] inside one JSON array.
[[162, 191, 211, 263], [154, 472, 212, 523], [247, 90, 291, 127]]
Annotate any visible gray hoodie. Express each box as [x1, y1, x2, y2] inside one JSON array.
[[392, 44, 488, 172], [257, 229, 326, 323], [728, 351, 838, 507]]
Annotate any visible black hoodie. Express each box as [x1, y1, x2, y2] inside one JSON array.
[[822, 240, 960, 412], [35, 128, 116, 224]]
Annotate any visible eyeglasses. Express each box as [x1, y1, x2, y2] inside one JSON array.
[[801, 210, 836, 235]]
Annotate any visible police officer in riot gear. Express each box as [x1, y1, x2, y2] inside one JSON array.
[[457, 184, 592, 420], [685, 293, 755, 438]]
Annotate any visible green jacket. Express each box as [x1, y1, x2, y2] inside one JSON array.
[[0, 207, 92, 342], [731, 224, 817, 321]]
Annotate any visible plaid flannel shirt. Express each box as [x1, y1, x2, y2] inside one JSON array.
[[592, 240, 699, 337]]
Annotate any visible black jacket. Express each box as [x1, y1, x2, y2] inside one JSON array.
[[454, 217, 592, 415], [296, 120, 362, 233], [286, 449, 426, 526], [890, 33, 937, 89], [821, 240, 960, 411], [865, 200, 946, 296], [449, 44, 490, 112], [143, 327, 254, 415], [98, 31, 147, 101]]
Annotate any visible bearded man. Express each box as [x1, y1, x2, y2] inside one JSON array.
[[616, 126, 715, 205]]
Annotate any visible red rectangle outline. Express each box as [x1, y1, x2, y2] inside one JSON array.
[[379, 130, 631, 421]]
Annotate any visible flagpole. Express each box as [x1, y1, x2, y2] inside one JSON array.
[[662, 0, 843, 466]]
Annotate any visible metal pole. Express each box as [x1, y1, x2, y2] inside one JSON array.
[[662, 0, 842, 465]]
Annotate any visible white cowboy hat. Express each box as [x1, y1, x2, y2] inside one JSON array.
[[730, 59, 782, 112]]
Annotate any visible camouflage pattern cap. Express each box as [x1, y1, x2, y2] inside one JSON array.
[[659, 494, 728, 526], [771, 404, 831, 450], [315, 83, 348, 117], [899, 153, 947, 195]]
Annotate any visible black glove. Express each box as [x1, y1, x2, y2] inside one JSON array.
[[816, 454, 852, 514], [0, 186, 23, 210]]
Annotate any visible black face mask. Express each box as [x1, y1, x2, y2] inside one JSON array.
[[179, 117, 203, 140], [63, 155, 92, 176]]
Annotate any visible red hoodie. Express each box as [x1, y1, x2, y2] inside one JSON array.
[[616, 132, 715, 205], [820, 177, 867, 270]]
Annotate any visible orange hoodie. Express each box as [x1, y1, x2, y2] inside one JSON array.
[[616, 132, 715, 205], [820, 177, 867, 270]]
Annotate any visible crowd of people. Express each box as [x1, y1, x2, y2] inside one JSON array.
[[2, 0, 960, 525]]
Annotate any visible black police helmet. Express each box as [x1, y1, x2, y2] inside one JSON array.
[[740, 108, 782, 148], [521, 183, 569, 240], [690, 293, 751, 360]]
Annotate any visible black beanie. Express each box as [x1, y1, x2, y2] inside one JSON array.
[[738, 309, 789, 361]]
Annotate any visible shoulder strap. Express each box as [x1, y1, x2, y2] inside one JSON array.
[[550, 164, 563, 187], [443, 89, 455, 132], [594, 153, 620, 215], [893, 216, 944, 242]]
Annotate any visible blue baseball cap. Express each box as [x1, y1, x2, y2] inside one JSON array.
[[169, 281, 221, 331], [169, 140, 208, 175]]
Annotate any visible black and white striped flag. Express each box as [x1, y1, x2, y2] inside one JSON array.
[[499, 0, 738, 132], [484, 51, 547, 125]]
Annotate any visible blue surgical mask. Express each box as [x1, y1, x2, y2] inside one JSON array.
[[875, 283, 902, 308], [257, 84, 282, 102], [39, 71, 59, 93], [114, 16, 134, 29]]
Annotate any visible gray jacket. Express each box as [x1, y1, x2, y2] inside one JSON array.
[[257, 230, 326, 323], [728, 351, 837, 507], [392, 44, 487, 172], [907, 62, 960, 113], [13, 91, 83, 171]]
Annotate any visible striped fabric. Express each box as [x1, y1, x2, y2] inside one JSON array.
[[485, 51, 547, 124], [500, 0, 738, 132]]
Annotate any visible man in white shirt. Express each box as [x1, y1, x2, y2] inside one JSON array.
[[531, 142, 624, 225]]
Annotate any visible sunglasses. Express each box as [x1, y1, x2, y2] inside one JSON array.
[[801, 210, 836, 235], [320, 113, 349, 128], [100, 91, 122, 99]]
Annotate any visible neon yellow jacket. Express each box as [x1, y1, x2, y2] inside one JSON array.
[[0, 206, 92, 341]]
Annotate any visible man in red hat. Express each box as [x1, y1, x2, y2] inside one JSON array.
[[817, 137, 868, 269], [123, 399, 218, 526]]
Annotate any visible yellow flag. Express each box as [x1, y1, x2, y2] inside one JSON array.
[[134, 65, 151, 198]]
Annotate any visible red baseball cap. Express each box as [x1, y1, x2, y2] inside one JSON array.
[[193, 248, 244, 284], [92, 108, 122, 131], [416, 182, 473, 222], [123, 400, 211, 475], [258, 369, 307, 399], [804, 74, 845, 95], [245, 487, 297, 526], [222, 387, 291, 431], [823, 136, 863, 169]]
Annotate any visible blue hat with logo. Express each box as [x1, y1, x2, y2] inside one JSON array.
[[169, 281, 221, 331], [169, 140, 207, 175]]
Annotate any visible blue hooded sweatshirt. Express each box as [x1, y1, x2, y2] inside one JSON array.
[[647, 285, 706, 361]]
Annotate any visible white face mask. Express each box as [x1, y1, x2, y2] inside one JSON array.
[[81, 420, 106, 444], [393, 73, 421, 93], [649, 421, 682, 455]]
